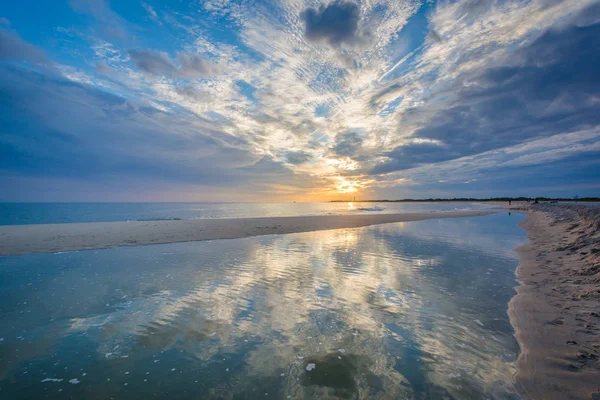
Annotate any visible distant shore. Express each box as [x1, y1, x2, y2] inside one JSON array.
[[330, 198, 600, 203], [0, 210, 493, 256], [508, 203, 600, 399]]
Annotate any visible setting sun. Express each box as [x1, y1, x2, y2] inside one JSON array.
[[336, 179, 360, 193]]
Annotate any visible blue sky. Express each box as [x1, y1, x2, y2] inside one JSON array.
[[1, 0, 599, 201]]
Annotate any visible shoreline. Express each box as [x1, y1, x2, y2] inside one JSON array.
[[0, 210, 493, 256], [508, 204, 600, 399]]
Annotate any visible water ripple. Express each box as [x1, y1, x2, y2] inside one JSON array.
[[0, 213, 525, 399]]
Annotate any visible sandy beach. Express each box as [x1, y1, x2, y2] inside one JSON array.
[[508, 204, 600, 399], [0, 210, 493, 256]]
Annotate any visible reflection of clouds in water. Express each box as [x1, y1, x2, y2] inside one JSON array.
[[0, 214, 524, 398], [378, 214, 525, 259]]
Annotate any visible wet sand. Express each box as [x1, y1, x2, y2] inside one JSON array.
[[508, 204, 600, 399], [0, 210, 493, 256]]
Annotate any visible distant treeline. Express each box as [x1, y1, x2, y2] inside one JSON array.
[[331, 197, 600, 203]]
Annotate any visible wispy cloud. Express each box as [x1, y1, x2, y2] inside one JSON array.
[[141, 2, 161, 25], [0, 27, 49, 64], [69, 0, 132, 42], [1, 0, 599, 200], [128, 49, 219, 78]]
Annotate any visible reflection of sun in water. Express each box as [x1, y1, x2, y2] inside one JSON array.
[[348, 202, 355, 210]]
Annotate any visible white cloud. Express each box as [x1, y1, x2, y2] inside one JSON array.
[[141, 2, 160, 24], [4, 0, 599, 199]]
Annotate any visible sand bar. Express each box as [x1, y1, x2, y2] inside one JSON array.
[[508, 204, 600, 400], [0, 211, 494, 256]]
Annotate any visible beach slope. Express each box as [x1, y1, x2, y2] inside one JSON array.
[[509, 204, 600, 400]]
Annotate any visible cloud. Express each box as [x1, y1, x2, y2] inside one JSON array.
[[0, 28, 49, 64], [128, 49, 176, 76], [0, 17, 9, 27], [141, 2, 160, 24], [501, 141, 600, 168], [128, 49, 219, 79], [175, 84, 207, 100], [371, 14, 600, 174], [3, 0, 600, 200], [0, 64, 319, 201], [372, 142, 450, 174], [428, 30, 442, 43], [373, 127, 600, 197], [69, 0, 130, 41], [176, 53, 220, 78], [300, 1, 361, 47], [95, 62, 112, 74], [284, 151, 312, 165], [572, 1, 600, 26], [454, 0, 493, 23], [332, 131, 363, 157]]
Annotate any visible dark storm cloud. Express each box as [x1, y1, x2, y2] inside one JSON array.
[[300, 1, 361, 46], [129, 49, 218, 79], [371, 13, 600, 174]]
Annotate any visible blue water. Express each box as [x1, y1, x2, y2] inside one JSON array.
[[0, 212, 526, 399], [0, 202, 496, 226]]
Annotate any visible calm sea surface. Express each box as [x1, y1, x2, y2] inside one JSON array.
[[0, 212, 525, 399], [0, 202, 496, 226]]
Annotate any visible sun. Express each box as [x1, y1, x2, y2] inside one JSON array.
[[336, 179, 360, 193]]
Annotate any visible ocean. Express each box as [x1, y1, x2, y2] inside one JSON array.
[[0, 212, 525, 399], [0, 202, 496, 226]]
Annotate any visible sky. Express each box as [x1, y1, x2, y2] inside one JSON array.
[[1, 0, 599, 202]]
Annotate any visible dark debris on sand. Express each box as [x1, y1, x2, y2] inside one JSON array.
[[519, 203, 600, 398]]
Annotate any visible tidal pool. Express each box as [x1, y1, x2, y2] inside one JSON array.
[[0, 213, 525, 399]]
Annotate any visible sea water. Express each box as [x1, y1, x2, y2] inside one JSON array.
[[0, 202, 496, 225], [0, 212, 525, 399]]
